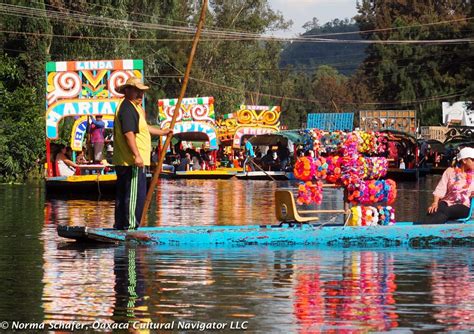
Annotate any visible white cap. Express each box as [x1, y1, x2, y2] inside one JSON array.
[[457, 147, 474, 161]]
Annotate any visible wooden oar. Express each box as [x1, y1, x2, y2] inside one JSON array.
[[140, 0, 208, 227], [248, 157, 277, 181]]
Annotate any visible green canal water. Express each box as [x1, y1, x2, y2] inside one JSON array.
[[0, 177, 473, 332]]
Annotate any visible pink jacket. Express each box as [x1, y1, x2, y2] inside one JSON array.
[[90, 119, 105, 143], [433, 167, 474, 206]]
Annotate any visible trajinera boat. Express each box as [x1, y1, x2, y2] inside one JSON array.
[[57, 189, 474, 247], [57, 221, 474, 247], [44, 59, 146, 195]]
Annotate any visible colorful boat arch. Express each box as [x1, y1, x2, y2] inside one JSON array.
[[233, 127, 277, 147], [171, 122, 219, 150], [158, 97, 215, 129], [45, 59, 144, 139], [158, 96, 218, 149], [217, 105, 281, 148], [70, 115, 114, 151], [45, 59, 144, 177], [46, 99, 119, 139]]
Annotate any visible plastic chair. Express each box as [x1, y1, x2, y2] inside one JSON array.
[[274, 190, 319, 223], [457, 197, 474, 223]]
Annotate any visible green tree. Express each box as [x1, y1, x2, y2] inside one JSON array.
[[280, 18, 367, 76], [0, 54, 44, 182], [355, 0, 472, 125], [189, 0, 290, 114]]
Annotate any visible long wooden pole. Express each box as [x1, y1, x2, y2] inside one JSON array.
[[140, 0, 208, 226], [248, 157, 277, 181]]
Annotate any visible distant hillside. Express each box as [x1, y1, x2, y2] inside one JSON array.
[[279, 20, 367, 76]]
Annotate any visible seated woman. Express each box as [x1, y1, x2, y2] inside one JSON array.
[[422, 147, 474, 224], [261, 149, 276, 171], [55, 145, 78, 176], [191, 154, 202, 171], [176, 153, 191, 172], [76, 148, 89, 164]]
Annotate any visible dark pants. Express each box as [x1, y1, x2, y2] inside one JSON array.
[[92, 142, 104, 162], [422, 201, 470, 225], [243, 156, 254, 171], [114, 166, 147, 230], [113, 246, 145, 320]]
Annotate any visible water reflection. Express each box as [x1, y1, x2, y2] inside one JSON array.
[[3, 177, 474, 332], [44, 199, 115, 228], [430, 256, 474, 331], [112, 246, 152, 328], [40, 229, 474, 333], [44, 179, 349, 228], [293, 252, 398, 333], [41, 232, 116, 323], [43, 176, 440, 229], [155, 179, 280, 226]]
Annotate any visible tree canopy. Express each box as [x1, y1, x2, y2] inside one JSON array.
[[355, 0, 473, 124]]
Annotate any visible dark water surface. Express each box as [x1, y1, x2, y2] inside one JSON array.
[[1, 176, 474, 333]]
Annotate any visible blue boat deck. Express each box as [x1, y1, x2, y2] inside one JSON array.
[[58, 221, 474, 248]]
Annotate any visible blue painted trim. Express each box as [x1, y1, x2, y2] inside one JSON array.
[[79, 222, 474, 247]]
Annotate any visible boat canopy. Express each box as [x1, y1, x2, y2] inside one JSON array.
[[45, 59, 144, 140], [380, 129, 417, 145], [249, 130, 306, 146], [417, 139, 446, 154], [165, 121, 219, 150]]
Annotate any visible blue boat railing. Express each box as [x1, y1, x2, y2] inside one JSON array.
[[457, 198, 474, 224]]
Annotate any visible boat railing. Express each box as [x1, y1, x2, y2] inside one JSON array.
[[457, 197, 474, 223]]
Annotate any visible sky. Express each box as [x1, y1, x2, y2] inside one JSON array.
[[268, 0, 358, 37]]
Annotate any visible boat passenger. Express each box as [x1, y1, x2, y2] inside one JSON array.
[[422, 147, 474, 224], [90, 115, 105, 163], [243, 137, 255, 171], [191, 155, 201, 170], [399, 158, 406, 170], [277, 141, 290, 171], [200, 147, 210, 169], [237, 150, 245, 167], [261, 148, 276, 171], [75, 149, 89, 175], [177, 153, 191, 171], [176, 153, 191, 172], [55, 144, 78, 176], [105, 134, 114, 164]]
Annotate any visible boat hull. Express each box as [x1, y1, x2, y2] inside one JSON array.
[[45, 173, 155, 197], [235, 171, 294, 180], [161, 170, 237, 179], [57, 222, 474, 248], [45, 175, 117, 196], [386, 168, 424, 181]]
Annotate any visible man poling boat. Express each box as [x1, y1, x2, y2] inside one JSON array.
[[112, 77, 172, 230]]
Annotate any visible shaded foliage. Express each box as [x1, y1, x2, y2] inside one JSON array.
[[355, 0, 473, 125], [0, 55, 44, 182], [280, 19, 367, 76]]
